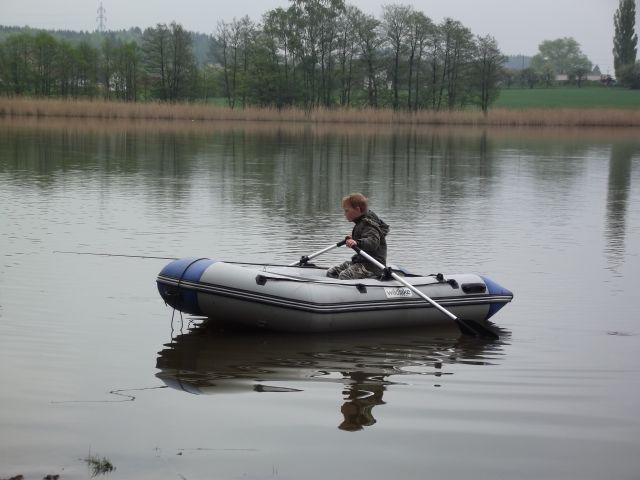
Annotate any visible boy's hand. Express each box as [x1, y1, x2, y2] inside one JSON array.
[[345, 238, 358, 248]]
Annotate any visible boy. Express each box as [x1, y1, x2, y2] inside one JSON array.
[[326, 193, 390, 280]]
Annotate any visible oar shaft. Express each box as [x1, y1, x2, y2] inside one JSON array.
[[353, 246, 458, 320], [391, 272, 457, 320], [288, 239, 347, 266]]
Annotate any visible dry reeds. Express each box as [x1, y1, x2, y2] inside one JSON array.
[[2, 96, 640, 128]]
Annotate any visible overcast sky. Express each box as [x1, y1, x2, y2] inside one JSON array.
[[2, 0, 636, 74]]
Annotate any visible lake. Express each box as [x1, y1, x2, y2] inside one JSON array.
[[1, 118, 639, 480]]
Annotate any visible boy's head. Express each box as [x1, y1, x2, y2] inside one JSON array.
[[342, 192, 368, 221]]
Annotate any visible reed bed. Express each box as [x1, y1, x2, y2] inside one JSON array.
[[5, 115, 640, 144], [2, 96, 640, 128]]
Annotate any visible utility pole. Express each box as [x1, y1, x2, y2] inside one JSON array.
[[97, 2, 107, 33]]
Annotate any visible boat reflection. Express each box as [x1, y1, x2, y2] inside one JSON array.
[[156, 319, 508, 431]]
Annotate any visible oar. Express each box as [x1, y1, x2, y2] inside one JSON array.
[[289, 239, 347, 267], [351, 246, 499, 340]]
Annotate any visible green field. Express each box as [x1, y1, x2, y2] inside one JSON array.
[[494, 86, 640, 109]]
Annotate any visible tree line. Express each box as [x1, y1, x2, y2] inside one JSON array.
[[216, 1, 504, 112], [0, 0, 505, 112], [0, 24, 213, 102]]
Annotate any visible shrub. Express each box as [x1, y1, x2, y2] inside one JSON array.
[[618, 62, 640, 89]]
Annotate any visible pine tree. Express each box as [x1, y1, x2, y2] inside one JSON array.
[[613, 0, 638, 79]]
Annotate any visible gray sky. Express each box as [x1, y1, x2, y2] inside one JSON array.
[[2, 0, 635, 74]]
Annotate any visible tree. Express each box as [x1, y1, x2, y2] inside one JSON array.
[[518, 67, 538, 89], [0, 8, 506, 111], [406, 10, 432, 110], [75, 41, 99, 98], [573, 63, 592, 87], [54, 40, 77, 97], [540, 63, 555, 87], [473, 35, 505, 114], [438, 19, 474, 110], [0, 32, 102, 98], [113, 40, 140, 101], [335, 6, 360, 106], [618, 61, 640, 88], [167, 22, 196, 101], [531, 37, 591, 84], [100, 35, 118, 99], [0, 33, 35, 95], [381, 4, 412, 109], [142, 22, 195, 102], [613, 0, 638, 81], [214, 20, 236, 107], [289, 0, 346, 107], [262, 7, 299, 106], [500, 69, 516, 89], [33, 31, 57, 96], [214, 17, 256, 108], [236, 16, 257, 108], [352, 10, 383, 107], [423, 22, 443, 109]]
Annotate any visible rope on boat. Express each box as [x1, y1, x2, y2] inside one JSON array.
[[254, 271, 450, 290]]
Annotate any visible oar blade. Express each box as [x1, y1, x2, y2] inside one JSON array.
[[456, 319, 499, 341]]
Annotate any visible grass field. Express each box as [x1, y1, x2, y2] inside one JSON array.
[[495, 86, 640, 109]]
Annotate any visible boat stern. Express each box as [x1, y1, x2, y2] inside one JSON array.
[[156, 257, 215, 315]]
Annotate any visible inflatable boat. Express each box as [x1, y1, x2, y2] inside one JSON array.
[[156, 256, 513, 333]]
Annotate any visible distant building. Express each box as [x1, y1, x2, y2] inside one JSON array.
[[553, 73, 601, 82], [555, 70, 615, 84]]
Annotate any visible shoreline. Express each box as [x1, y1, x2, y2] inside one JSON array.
[[2, 97, 640, 128]]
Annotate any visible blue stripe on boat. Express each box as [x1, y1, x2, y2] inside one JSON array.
[[158, 257, 215, 281], [481, 275, 514, 319], [157, 257, 215, 315]]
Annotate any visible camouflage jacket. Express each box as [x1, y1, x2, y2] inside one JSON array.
[[350, 210, 390, 270]]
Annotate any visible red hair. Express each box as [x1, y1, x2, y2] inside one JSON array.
[[342, 192, 368, 212]]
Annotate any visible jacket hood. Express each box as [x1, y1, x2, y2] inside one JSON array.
[[360, 211, 390, 236]]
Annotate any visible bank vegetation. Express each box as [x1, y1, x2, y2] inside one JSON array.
[[2, 97, 640, 127]]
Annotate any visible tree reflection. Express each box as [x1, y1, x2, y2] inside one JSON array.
[[605, 142, 637, 271]]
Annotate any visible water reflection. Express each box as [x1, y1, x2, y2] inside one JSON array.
[[156, 320, 508, 431], [2, 119, 637, 271], [605, 142, 637, 271]]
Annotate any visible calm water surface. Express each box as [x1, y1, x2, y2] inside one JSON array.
[[1, 120, 639, 480]]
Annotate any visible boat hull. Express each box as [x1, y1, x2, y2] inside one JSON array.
[[156, 257, 513, 333]]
